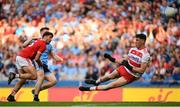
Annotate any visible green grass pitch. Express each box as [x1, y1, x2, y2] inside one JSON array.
[[0, 102, 180, 107]]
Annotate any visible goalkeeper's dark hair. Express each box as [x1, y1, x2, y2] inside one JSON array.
[[136, 34, 147, 41], [40, 27, 49, 32], [42, 32, 53, 38]]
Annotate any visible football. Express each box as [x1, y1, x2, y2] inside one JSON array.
[[164, 6, 177, 17]]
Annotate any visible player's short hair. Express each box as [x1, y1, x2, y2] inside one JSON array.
[[40, 27, 49, 32], [42, 32, 53, 38], [136, 34, 146, 41]]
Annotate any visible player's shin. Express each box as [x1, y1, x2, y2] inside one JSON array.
[[96, 75, 110, 84], [10, 89, 18, 96], [9, 79, 26, 96], [34, 71, 44, 101]]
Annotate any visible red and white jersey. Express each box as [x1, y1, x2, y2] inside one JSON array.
[[125, 47, 150, 77], [18, 40, 46, 60]]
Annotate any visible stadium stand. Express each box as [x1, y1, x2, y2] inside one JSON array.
[[0, 0, 179, 87]]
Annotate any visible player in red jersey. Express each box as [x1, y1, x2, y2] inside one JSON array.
[[79, 34, 151, 91], [22, 27, 63, 101], [7, 32, 53, 102]]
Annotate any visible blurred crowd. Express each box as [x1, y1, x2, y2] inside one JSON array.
[[0, 0, 179, 86]]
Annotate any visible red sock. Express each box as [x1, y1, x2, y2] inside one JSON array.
[[11, 89, 17, 96], [95, 86, 98, 90]]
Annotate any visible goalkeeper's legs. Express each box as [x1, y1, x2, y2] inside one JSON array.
[[79, 76, 128, 91], [96, 70, 120, 84]]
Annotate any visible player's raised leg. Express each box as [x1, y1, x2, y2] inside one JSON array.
[[7, 69, 27, 102], [79, 65, 137, 91], [20, 66, 37, 79], [8, 66, 37, 84], [8, 56, 37, 84], [85, 69, 120, 85], [79, 76, 128, 91]]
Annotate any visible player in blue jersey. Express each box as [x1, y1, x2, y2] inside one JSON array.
[[22, 27, 63, 101]]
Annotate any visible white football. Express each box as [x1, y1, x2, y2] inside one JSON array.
[[164, 7, 177, 17]]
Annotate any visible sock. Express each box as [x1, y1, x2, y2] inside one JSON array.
[[90, 86, 97, 91], [15, 74, 20, 78], [11, 89, 17, 96], [9, 94, 14, 97], [34, 95, 39, 99], [9, 71, 16, 74]]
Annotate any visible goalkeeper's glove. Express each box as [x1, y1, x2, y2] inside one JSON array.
[[104, 53, 116, 62], [121, 60, 133, 71]]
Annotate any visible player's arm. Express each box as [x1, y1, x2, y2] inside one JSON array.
[[34, 51, 43, 66], [121, 60, 149, 73], [104, 53, 127, 64], [122, 54, 150, 74], [116, 56, 128, 64], [50, 51, 63, 62], [22, 37, 40, 48], [132, 62, 149, 74], [22, 38, 33, 48], [34, 42, 46, 66]]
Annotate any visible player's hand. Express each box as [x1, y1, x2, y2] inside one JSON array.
[[121, 60, 133, 71], [104, 53, 116, 62]]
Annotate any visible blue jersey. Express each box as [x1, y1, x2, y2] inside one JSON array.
[[40, 44, 53, 65]]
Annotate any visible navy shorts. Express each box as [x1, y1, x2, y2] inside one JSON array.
[[42, 64, 51, 74], [32, 60, 51, 75]]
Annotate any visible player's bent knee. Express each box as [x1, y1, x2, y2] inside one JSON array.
[[50, 78, 57, 86], [19, 79, 26, 84], [46, 74, 57, 86], [53, 79, 57, 84]]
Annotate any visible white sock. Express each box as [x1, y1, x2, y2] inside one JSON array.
[[90, 86, 96, 91], [9, 70, 16, 74], [15, 74, 20, 78]]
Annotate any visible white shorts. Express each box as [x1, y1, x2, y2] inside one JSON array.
[[16, 56, 33, 70]]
